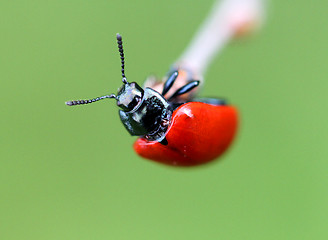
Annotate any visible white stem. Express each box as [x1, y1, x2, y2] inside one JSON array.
[[176, 0, 264, 78]]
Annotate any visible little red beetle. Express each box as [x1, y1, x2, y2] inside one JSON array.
[[66, 34, 238, 166], [65, 0, 266, 166]]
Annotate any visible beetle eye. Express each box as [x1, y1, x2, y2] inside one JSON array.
[[130, 95, 142, 107]]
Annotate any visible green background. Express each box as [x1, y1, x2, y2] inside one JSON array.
[[1, 0, 327, 239]]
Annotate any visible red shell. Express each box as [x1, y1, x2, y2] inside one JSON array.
[[134, 102, 238, 166]]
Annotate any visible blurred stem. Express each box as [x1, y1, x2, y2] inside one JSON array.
[[175, 0, 265, 80]]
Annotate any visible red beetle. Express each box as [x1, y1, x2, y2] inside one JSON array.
[[66, 34, 238, 166]]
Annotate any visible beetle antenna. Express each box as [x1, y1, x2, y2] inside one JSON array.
[[116, 33, 128, 84], [65, 94, 117, 106]]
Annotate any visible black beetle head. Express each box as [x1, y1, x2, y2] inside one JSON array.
[[116, 82, 144, 111]]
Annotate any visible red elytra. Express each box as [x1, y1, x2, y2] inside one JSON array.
[[134, 102, 238, 166]]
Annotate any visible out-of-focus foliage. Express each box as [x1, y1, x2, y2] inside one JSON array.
[[1, 0, 327, 239]]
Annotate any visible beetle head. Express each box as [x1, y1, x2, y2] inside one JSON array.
[[116, 82, 144, 111]]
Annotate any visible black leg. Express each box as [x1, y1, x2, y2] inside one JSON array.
[[160, 137, 168, 145], [168, 81, 200, 101], [193, 97, 227, 105], [162, 71, 179, 96]]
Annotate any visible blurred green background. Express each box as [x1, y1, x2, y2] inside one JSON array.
[[1, 0, 328, 239]]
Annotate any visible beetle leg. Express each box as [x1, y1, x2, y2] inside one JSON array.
[[193, 97, 227, 106], [168, 80, 200, 101], [159, 137, 168, 145], [162, 71, 179, 96]]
